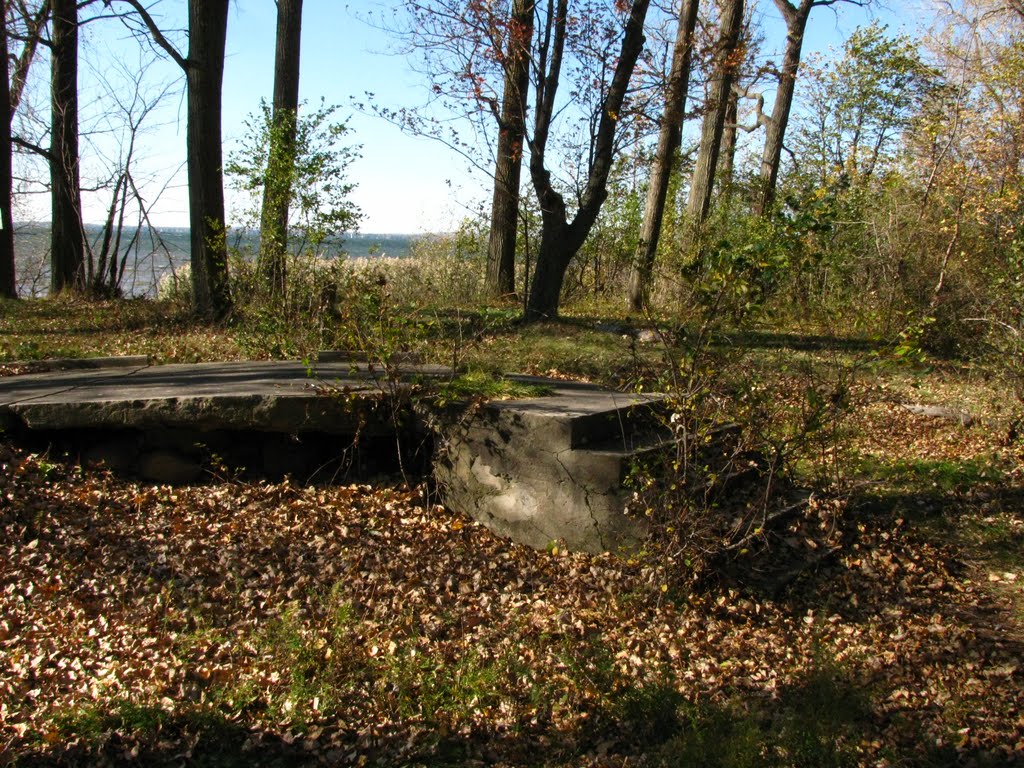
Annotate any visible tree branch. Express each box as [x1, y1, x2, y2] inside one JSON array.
[[10, 0, 51, 110], [733, 84, 770, 132], [105, 0, 188, 70], [11, 135, 51, 161]]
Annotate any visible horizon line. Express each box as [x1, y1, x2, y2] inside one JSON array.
[[10, 221, 452, 238]]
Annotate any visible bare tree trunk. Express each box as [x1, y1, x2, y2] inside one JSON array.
[[117, 0, 233, 319], [524, 0, 651, 322], [0, 0, 16, 298], [485, 0, 534, 298], [685, 0, 744, 240], [258, 0, 303, 297], [49, 0, 85, 294], [627, 0, 699, 312], [186, 0, 231, 319], [754, 0, 812, 216], [719, 84, 739, 193]]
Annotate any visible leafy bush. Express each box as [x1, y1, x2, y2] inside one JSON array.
[[627, 324, 860, 579]]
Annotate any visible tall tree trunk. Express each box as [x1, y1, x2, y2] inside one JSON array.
[[719, 84, 739, 193], [49, 0, 85, 294], [754, 0, 811, 216], [685, 0, 744, 240], [258, 0, 303, 297], [524, 0, 651, 322], [485, 0, 534, 298], [186, 0, 231, 320], [0, 0, 16, 299], [115, 0, 233, 318], [627, 0, 699, 312]]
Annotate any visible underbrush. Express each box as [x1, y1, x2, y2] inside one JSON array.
[[3, 225, 1024, 764]]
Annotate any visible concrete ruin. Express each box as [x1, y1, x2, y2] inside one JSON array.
[[0, 357, 673, 553]]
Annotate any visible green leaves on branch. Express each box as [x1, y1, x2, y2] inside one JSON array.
[[227, 99, 363, 251], [793, 22, 942, 185]]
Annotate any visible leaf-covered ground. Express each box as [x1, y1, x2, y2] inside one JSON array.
[[2, 299, 1023, 765], [2, 392, 1023, 766]]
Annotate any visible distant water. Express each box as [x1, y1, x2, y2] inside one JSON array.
[[12, 224, 417, 298]]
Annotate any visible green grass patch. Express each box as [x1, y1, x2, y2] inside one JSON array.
[[957, 510, 1024, 570], [253, 598, 367, 726], [376, 645, 517, 726], [658, 657, 871, 767], [852, 453, 1006, 493], [50, 699, 263, 767], [54, 699, 174, 741], [460, 318, 659, 386], [435, 370, 553, 402]]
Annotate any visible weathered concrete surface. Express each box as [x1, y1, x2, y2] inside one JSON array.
[[0, 360, 438, 435], [431, 381, 670, 554], [3, 355, 150, 372], [0, 359, 671, 553]]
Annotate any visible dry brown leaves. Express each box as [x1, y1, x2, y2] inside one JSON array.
[[1, 399, 1023, 766]]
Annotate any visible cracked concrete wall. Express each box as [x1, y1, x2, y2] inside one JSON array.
[[433, 404, 649, 554]]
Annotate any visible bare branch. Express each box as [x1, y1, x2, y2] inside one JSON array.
[[104, 0, 188, 70], [10, 0, 51, 110], [732, 84, 770, 132], [11, 134, 50, 160]]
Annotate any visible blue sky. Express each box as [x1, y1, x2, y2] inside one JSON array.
[[106, 1, 482, 234], [23, 0, 917, 235], [222, 1, 484, 234]]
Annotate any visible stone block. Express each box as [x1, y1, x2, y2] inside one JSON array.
[[432, 390, 669, 554]]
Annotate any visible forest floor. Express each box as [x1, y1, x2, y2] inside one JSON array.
[[1, 297, 1023, 766]]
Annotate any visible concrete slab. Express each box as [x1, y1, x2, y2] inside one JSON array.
[[0, 357, 676, 554], [0, 360, 438, 434], [1, 355, 151, 372]]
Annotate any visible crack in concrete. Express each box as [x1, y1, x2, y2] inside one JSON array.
[[553, 448, 608, 552], [1, 364, 152, 409]]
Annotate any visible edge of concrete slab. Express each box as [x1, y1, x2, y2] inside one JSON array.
[[3, 355, 151, 372]]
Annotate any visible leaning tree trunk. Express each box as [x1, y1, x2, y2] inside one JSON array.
[[754, 0, 811, 216], [186, 0, 232, 320], [685, 0, 744, 240], [627, 0, 700, 312], [258, 0, 303, 297], [0, 0, 15, 299], [49, 0, 85, 294], [11, 1, 50, 113], [485, 0, 534, 298], [524, 0, 651, 322]]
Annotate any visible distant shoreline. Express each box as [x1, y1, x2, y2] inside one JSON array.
[[10, 224, 422, 298], [12, 222, 439, 239]]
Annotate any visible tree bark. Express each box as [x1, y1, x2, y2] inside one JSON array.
[[0, 0, 16, 298], [685, 0, 744, 239], [485, 0, 534, 298], [754, 0, 812, 216], [116, 0, 232, 318], [524, 0, 651, 322], [719, 83, 739, 193], [185, 0, 231, 320], [49, 0, 85, 294], [626, 0, 699, 312], [258, 0, 303, 297]]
